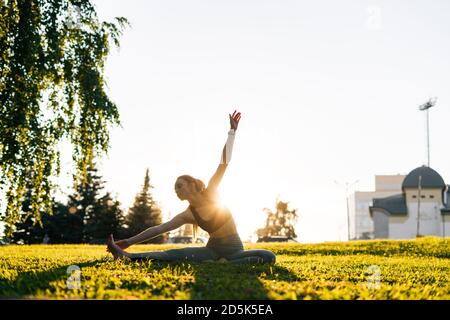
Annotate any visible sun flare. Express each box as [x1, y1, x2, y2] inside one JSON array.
[[218, 183, 268, 242]]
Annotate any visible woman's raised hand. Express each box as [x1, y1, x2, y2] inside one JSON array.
[[229, 110, 241, 131]]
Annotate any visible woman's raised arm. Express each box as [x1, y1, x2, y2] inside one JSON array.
[[207, 110, 241, 190]]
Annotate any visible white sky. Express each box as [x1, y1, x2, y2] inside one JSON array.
[[2, 0, 450, 243]]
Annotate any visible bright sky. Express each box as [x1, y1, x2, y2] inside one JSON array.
[[2, 0, 450, 243]]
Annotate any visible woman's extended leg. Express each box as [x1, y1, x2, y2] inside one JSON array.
[[107, 237, 218, 262], [129, 247, 219, 262], [226, 249, 276, 264]]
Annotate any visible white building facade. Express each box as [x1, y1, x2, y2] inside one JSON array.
[[370, 166, 450, 239], [348, 175, 405, 240]]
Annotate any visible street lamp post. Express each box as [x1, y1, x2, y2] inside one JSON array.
[[419, 98, 437, 167], [416, 175, 422, 238], [335, 179, 359, 241], [346, 190, 351, 241]]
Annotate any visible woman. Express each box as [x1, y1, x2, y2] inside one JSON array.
[[107, 110, 276, 264]]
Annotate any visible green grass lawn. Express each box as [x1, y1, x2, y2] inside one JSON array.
[[1, 237, 449, 299]]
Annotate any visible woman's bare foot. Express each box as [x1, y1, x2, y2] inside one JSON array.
[[107, 234, 130, 260]]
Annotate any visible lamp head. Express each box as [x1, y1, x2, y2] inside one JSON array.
[[419, 97, 437, 110]]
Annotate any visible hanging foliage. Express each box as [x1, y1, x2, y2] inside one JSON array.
[[0, 0, 128, 236]]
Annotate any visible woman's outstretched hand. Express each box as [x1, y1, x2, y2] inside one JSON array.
[[229, 110, 241, 131], [106, 238, 130, 252]]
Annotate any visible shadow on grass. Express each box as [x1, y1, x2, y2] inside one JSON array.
[[144, 260, 299, 299], [0, 260, 103, 299], [1, 256, 299, 300]]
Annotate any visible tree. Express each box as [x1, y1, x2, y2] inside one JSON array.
[[125, 169, 167, 244], [8, 163, 125, 244], [67, 165, 103, 242], [67, 164, 125, 243], [9, 200, 81, 244], [45, 202, 83, 244], [84, 192, 125, 242], [8, 187, 48, 244], [6, 170, 57, 244], [256, 197, 298, 239], [0, 0, 128, 238]]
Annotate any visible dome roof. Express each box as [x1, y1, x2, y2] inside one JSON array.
[[370, 194, 407, 216], [402, 166, 446, 190]]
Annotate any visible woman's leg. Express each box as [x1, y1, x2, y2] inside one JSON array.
[[129, 247, 219, 262], [107, 235, 218, 262], [226, 249, 276, 264]]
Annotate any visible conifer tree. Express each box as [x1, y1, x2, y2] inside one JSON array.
[[68, 164, 125, 243], [67, 165, 103, 242], [126, 169, 167, 243], [85, 192, 125, 241]]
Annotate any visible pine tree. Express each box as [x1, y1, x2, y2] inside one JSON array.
[[45, 202, 82, 244], [67, 164, 125, 243], [67, 165, 104, 243], [10, 199, 74, 244], [9, 189, 47, 244], [125, 169, 167, 243], [7, 163, 124, 244], [8, 172, 51, 244], [85, 192, 125, 241], [256, 197, 298, 239]]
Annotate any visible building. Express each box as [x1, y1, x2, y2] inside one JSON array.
[[348, 175, 406, 240], [369, 166, 450, 239]]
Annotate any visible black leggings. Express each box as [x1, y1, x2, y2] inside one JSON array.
[[129, 234, 276, 264]]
